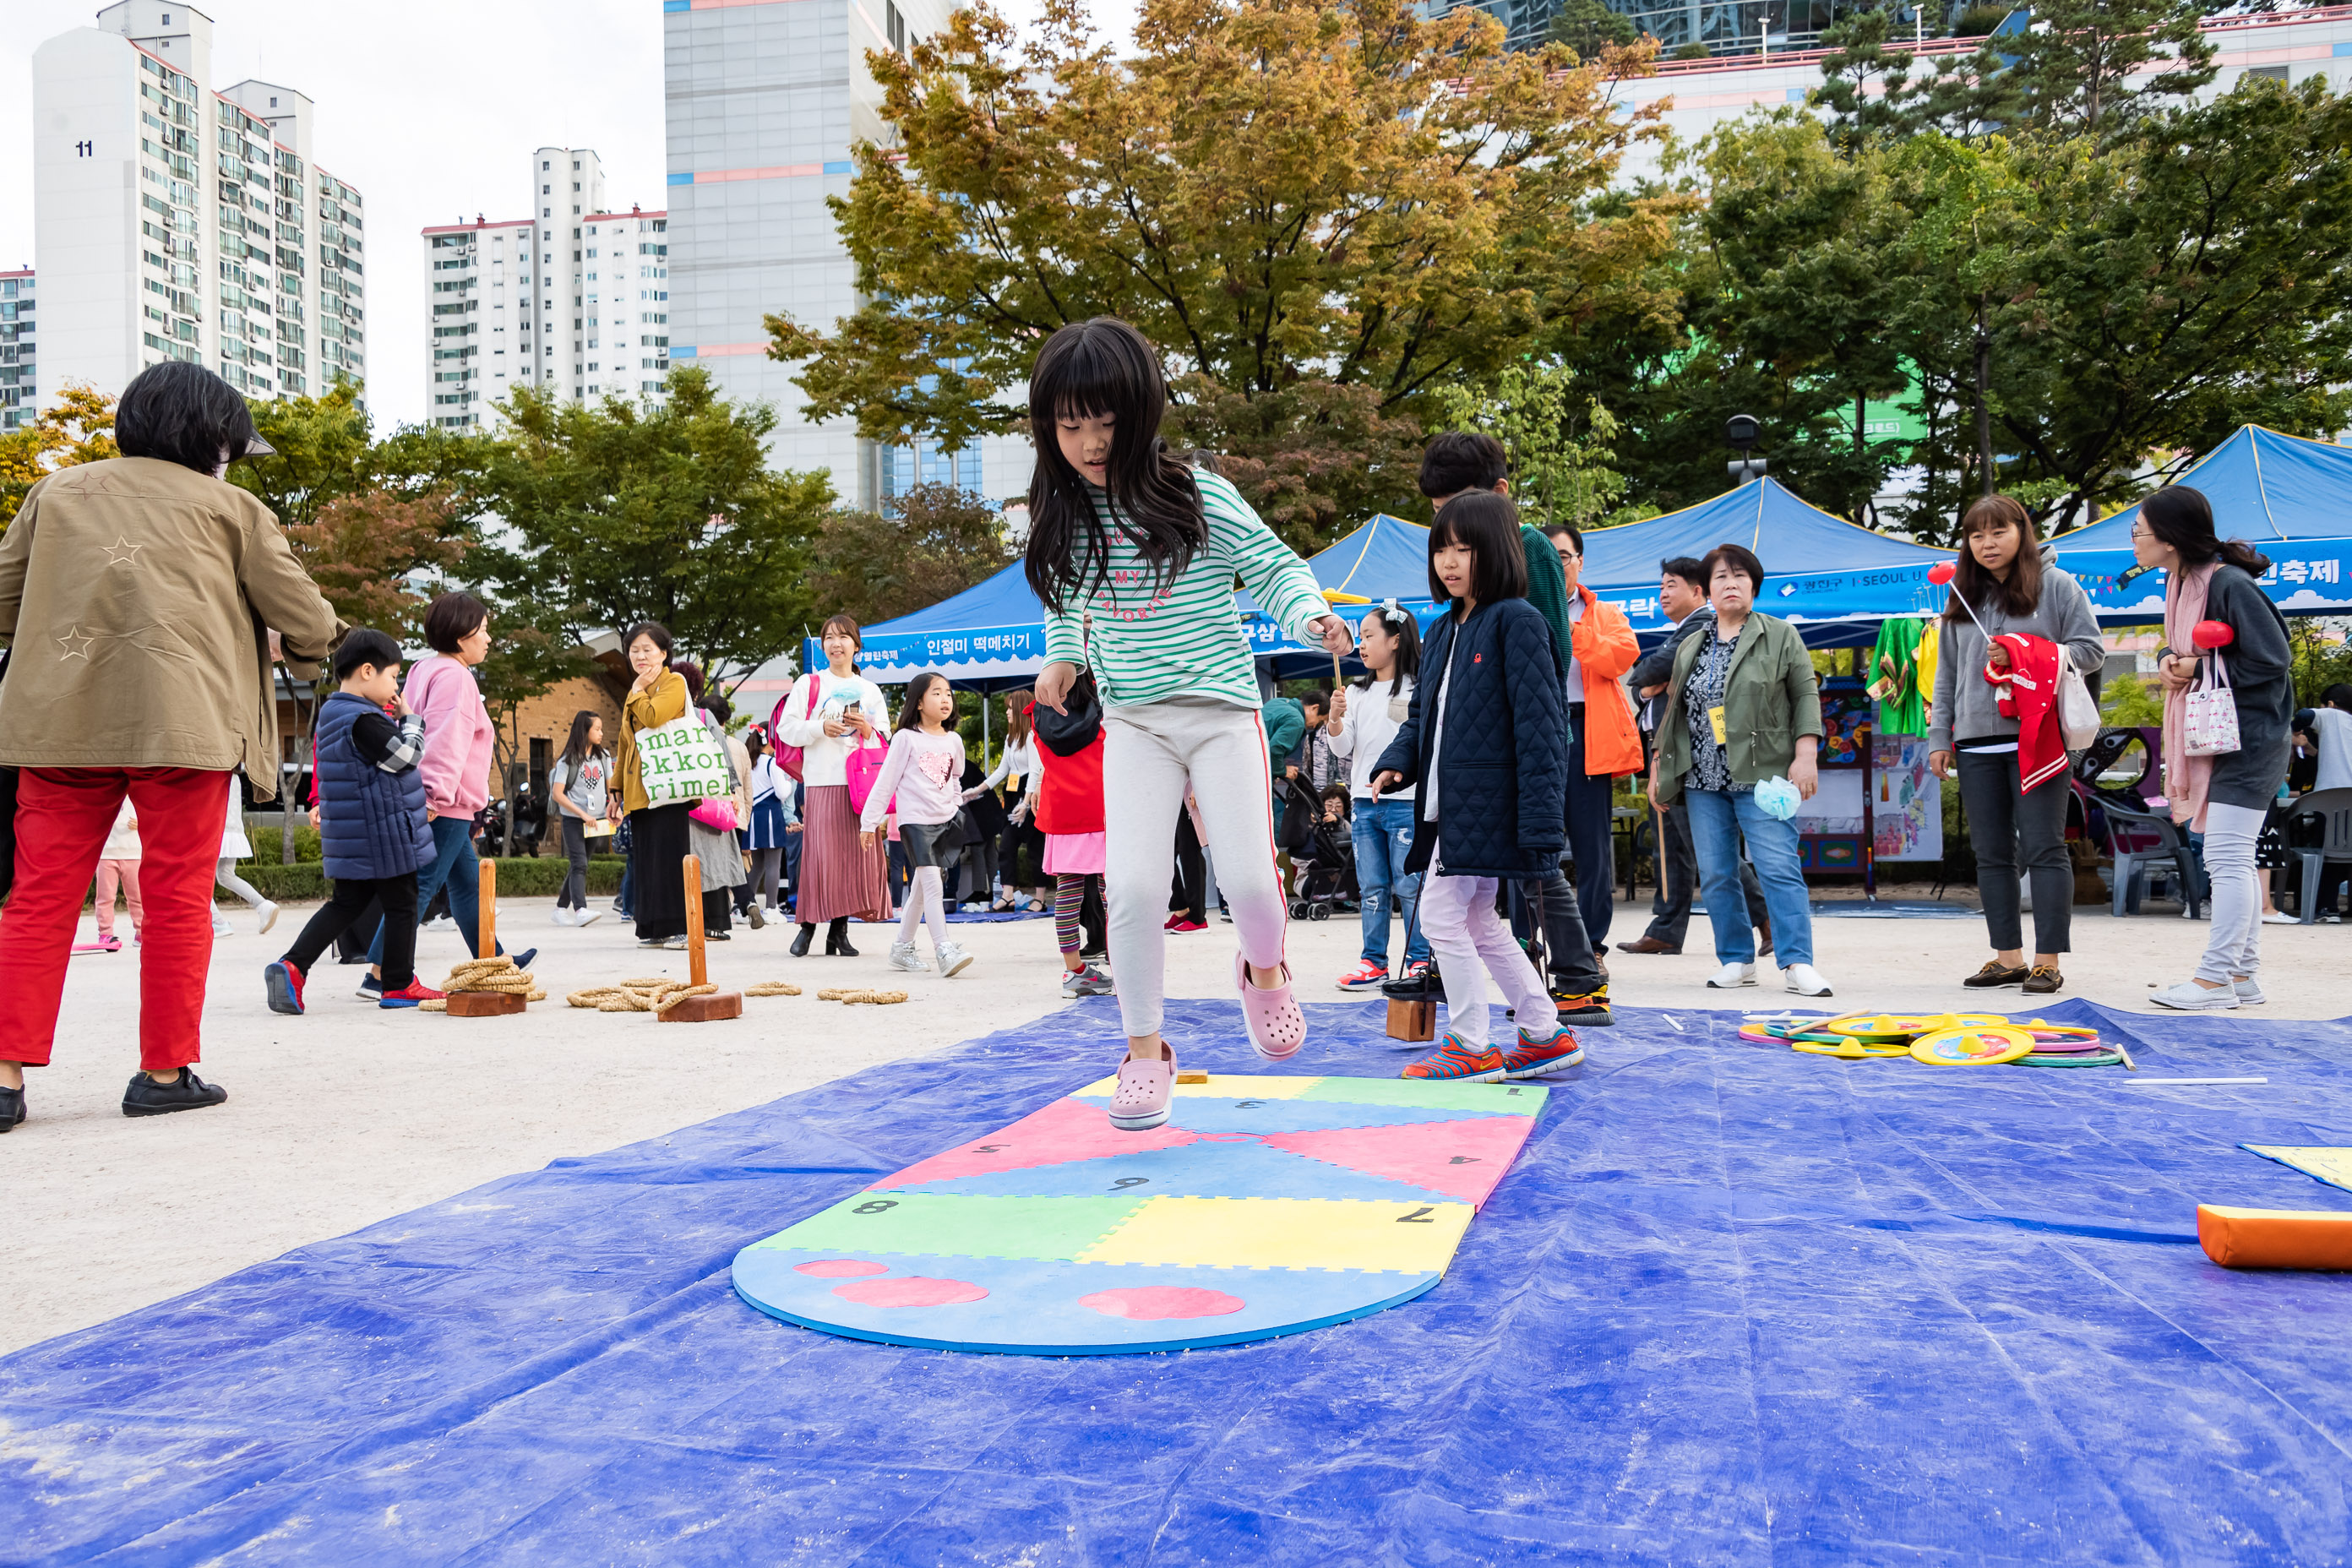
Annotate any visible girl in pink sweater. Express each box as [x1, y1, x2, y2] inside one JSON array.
[[860, 672, 975, 978]]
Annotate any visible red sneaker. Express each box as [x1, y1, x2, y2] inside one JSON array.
[[264, 960, 305, 1015], [1337, 958, 1391, 993], [1169, 917, 1207, 933], [1402, 1035, 1507, 1083], [378, 978, 448, 1010]]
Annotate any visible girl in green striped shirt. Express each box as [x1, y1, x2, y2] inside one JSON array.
[[1026, 318, 1354, 1132]]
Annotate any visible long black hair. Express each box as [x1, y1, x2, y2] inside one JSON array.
[[1352, 602, 1422, 698], [558, 709, 606, 774], [1428, 493, 1530, 608], [896, 671, 950, 733], [1023, 318, 1206, 615], [2141, 485, 2271, 577]]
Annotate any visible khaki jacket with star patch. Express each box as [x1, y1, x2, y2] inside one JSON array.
[[0, 457, 338, 796]]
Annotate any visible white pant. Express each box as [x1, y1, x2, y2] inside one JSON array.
[[1102, 699, 1288, 1037], [1421, 849, 1557, 1051], [2195, 801, 2267, 985]]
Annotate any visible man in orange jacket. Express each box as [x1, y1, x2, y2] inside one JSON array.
[[1540, 525, 1640, 955]]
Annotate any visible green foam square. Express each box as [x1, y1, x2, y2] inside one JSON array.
[[1295, 1076, 1548, 1115], [749, 1192, 1152, 1262]]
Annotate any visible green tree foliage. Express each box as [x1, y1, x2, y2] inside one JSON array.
[[1427, 362, 1641, 530], [804, 482, 1014, 629], [472, 368, 834, 694], [1546, 0, 1637, 62], [768, 0, 1685, 550], [0, 384, 117, 525]]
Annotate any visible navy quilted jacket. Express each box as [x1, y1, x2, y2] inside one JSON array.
[[1373, 599, 1569, 879]]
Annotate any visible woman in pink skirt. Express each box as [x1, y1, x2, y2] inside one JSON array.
[[772, 613, 893, 956]]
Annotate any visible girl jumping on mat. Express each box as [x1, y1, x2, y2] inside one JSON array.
[[860, 672, 976, 978], [1369, 491, 1582, 1082], [1026, 318, 1356, 1132]]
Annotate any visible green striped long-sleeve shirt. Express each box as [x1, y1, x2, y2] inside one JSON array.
[[1042, 471, 1329, 710]]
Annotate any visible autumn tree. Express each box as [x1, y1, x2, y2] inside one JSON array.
[[805, 482, 1013, 629], [1427, 362, 1640, 531], [769, 0, 1685, 549], [283, 488, 471, 637], [0, 384, 117, 525]]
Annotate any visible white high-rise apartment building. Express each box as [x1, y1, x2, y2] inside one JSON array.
[[662, 0, 1029, 511], [1, 271, 35, 432], [420, 146, 669, 429], [30, 3, 363, 412]]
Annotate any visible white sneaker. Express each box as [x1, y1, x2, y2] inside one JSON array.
[[2260, 910, 2298, 925], [935, 940, 974, 977], [424, 915, 458, 934], [887, 939, 928, 973], [255, 899, 280, 936], [2233, 977, 2268, 1005], [2149, 978, 2240, 1010], [574, 907, 602, 927], [551, 908, 577, 926], [1707, 962, 1758, 988], [211, 913, 234, 937], [1782, 963, 1835, 998]]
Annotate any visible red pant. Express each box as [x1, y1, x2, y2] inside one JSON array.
[[0, 768, 229, 1070]]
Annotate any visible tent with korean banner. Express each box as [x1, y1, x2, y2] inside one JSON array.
[[2046, 425, 2352, 621]]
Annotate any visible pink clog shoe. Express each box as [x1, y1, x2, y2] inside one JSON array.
[[1237, 954, 1306, 1061], [1108, 1043, 1175, 1132]]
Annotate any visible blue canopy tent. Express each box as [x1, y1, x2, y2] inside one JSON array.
[[1576, 478, 1954, 650], [2048, 426, 2352, 622]]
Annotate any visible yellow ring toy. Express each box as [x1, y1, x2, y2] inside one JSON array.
[[1792, 1037, 1912, 1059], [1909, 1025, 2037, 1065]]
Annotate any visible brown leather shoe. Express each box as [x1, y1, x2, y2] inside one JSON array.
[[1756, 918, 1774, 957], [1963, 961, 2030, 988], [2021, 965, 2064, 994], [1616, 936, 1681, 956]]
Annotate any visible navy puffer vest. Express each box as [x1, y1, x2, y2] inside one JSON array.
[[315, 691, 435, 881]]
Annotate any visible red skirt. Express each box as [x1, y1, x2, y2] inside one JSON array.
[[796, 783, 891, 923]]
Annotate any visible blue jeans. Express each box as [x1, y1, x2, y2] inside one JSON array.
[[1682, 788, 1812, 968], [1351, 798, 1430, 966], [366, 814, 504, 966]]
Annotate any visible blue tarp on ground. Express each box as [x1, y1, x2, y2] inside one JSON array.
[[6, 997, 2351, 1565], [2051, 426, 2352, 621]]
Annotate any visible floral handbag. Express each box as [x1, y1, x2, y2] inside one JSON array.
[[2182, 648, 2241, 758]]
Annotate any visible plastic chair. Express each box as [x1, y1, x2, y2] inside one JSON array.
[[2099, 791, 2206, 918], [2285, 787, 2352, 924]]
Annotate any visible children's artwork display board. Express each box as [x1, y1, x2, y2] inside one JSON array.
[[1870, 732, 1943, 862], [732, 1074, 1545, 1355]]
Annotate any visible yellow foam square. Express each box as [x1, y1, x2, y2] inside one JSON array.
[[1070, 1073, 1326, 1100], [1075, 1195, 1471, 1274]]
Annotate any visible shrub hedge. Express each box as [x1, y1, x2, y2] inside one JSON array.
[[223, 856, 623, 904]]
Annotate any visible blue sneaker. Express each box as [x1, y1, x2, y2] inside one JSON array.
[[1502, 1026, 1584, 1081], [509, 947, 537, 972], [1401, 1034, 1506, 1083], [354, 974, 383, 1002]]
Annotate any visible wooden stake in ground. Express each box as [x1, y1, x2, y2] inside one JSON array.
[[660, 852, 743, 1023], [448, 858, 528, 1015]]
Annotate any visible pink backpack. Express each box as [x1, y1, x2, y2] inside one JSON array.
[[768, 677, 813, 783]]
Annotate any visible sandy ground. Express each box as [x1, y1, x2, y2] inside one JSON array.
[[4, 886, 2345, 1357]]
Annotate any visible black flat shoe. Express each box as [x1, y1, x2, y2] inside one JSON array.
[[826, 918, 858, 957], [122, 1068, 228, 1118], [0, 1084, 24, 1131], [791, 923, 814, 957]]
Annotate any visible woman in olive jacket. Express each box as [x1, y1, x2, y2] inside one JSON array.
[[1649, 543, 1832, 997]]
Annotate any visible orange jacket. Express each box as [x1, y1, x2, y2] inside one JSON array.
[[1570, 585, 1642, 777]]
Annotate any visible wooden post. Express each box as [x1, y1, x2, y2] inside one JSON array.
[[448, 854, 528, 1015], [662, 850, 743, 1022]]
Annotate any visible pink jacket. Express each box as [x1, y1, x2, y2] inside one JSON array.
[[405, 654, 495, 816]]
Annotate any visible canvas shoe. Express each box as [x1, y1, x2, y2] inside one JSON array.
[[356, 974, 384, 1001], [934, 939, 974, 978], [1502, 1026, 1586, 1081], [264, 960, 305, 1015], [1708, 962, 1758, 988], [121, 1068, 228, 1118], [551, 908, 579, 926], [255, 900, 280, 935], [1108, 1043, 1175, 1131], [1402, 1035, 1507, 1083], [1782, 964, 1835, 998], [379, 978, 447, 1010], [1237, 954, 1307, 1061], [211, 912, 234, 937], [2149, 978, 2240, 1010], [1337, 958, 1391, 993], [1168, 917, 1207, 933], [2234, 976, 2268, 1005], [574, 907, 602, 927], [888, 940, 928, 973], [1061, 964, 1115, 999]]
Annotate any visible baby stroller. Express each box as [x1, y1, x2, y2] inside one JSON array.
[[1283, 785, 1357, 922]]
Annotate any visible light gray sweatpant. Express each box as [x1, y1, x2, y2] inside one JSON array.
[[1102, 697, 1288, 1038], [2194, 801, 2267, 984]]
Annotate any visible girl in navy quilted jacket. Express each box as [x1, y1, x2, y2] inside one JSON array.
[[1370, 492, 1581, 1083]]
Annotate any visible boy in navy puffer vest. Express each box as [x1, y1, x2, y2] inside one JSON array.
[[264, 629, 442, 1013]]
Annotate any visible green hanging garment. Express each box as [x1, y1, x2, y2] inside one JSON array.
[[1868, 616, 1928, 737]]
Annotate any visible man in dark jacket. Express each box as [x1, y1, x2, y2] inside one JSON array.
[[1620, 557, 1772, 958]]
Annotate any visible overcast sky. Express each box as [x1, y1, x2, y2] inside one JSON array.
[[2, 0, 1139, 437]]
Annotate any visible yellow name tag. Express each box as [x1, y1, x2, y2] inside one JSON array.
[[1708, 705, 1729, 745]]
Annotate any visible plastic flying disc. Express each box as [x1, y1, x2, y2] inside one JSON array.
[[1826, 1013, 2005, 1043], [1909, 1026, 2037, 1065]]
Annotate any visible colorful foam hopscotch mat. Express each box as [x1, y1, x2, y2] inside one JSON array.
[[2241, 1145, 2352, 1194], [732, 1073, 1544, 1353]]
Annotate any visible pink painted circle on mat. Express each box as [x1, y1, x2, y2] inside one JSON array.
[[832, 1277, 988, 1308], [794, 1259, 890, 1278], [1080, 1287, 1246, 1321]]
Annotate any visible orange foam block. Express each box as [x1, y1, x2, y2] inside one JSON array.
[[2196, 1205, 2352, 1271]]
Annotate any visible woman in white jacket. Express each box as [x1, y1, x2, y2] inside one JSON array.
[[1325, 602, 1430, 992], [771, 613, 892, 956]]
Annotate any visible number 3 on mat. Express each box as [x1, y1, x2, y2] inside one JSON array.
[[1396, 1206, 1435, 1223]]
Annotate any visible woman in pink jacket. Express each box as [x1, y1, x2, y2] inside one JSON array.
[[358, 591, 531, 998]]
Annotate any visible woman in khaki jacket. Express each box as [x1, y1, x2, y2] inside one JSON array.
[[616, 620, 695, 948], [0, 362, 336, 1130]]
